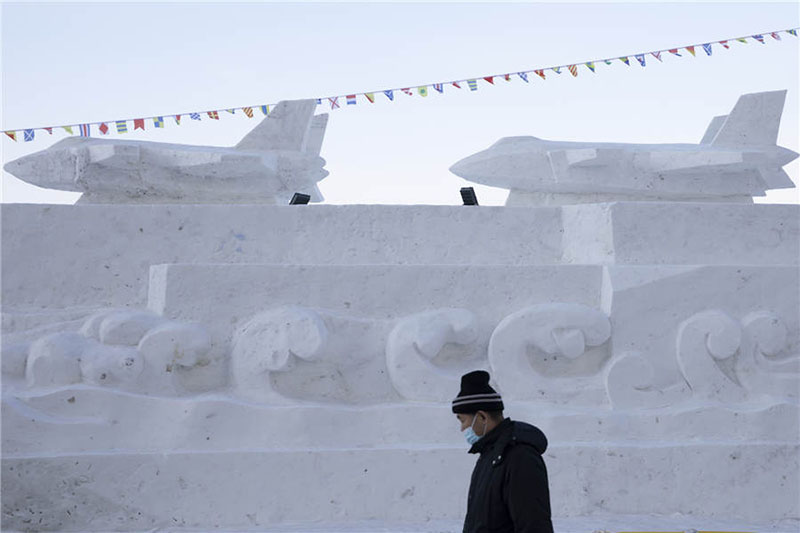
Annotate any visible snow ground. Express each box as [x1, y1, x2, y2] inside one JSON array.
[[18, 514, 785, 533]]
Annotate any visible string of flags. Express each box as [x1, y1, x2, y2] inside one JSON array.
[[4, 26, 798, 143]]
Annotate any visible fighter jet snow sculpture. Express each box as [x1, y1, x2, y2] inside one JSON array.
[[4, 99, 329, 204], [450, 90, 798, 205]]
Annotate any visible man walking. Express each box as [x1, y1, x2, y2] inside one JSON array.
[[452, 370, 553, 533]]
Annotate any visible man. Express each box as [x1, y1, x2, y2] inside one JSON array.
[[452, 370, 553, 533]]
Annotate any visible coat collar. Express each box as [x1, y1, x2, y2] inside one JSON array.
[[468, 417, 512, 454]]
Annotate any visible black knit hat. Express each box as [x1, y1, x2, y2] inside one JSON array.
[[451, 370, 504, 414]]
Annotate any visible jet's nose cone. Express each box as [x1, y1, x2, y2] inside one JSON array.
[[448, 156, 472, 178], [4, 153, 34, 180]]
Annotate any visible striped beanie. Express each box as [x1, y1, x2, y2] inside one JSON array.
[[451, 370, 504, 414]]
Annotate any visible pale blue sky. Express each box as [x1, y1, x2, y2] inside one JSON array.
[[2, 1, 798, 205]]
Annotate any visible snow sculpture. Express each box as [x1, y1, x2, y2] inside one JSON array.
[[20, 308, 211, 395], [676, 309, 747, 403], [604, 352, 689, 409], [231, 306, 330, 403], [487, 303, 611, 402], [385, 308, 479, 401], [2, 90, 798, 530], [3, 100, 329, 204], [450, 90, 798, 205], [25, 332, 86, 387], [232, 306, 483, 403], [606, 309, 800, 409]]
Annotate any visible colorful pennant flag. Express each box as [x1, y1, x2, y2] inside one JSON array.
[[7, 25, 798, 144]]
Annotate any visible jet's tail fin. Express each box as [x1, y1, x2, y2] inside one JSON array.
[[700, 115, 727, 144], [709, 90, 787, 147], [304, 114, 329, 156], [235, 99, 328, 153]]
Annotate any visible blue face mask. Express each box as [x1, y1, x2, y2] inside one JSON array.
[[464, 426, 481, 445], [464, 415, 486, 445]]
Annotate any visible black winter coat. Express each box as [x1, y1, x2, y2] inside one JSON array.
[[463, 418, 553, 533]]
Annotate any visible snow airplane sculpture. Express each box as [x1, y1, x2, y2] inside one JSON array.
[[4, 99, 329, 204], [450, 90, 798, 205]]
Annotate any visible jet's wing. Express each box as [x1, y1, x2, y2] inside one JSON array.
[[548, 148, 624, 168], [646, 151, 743, 172], [758, 168, 795, 189]]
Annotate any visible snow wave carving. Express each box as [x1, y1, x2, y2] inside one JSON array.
[[607, 310, 799, 409], [488, 303, 611, 402], [22, 308, 211, 394], [230, 306, 328, 403], [604, 352, 689, 409], [677, 310, 751, 403], [386, 308, 479, 401], [738, 311, 799, 399]]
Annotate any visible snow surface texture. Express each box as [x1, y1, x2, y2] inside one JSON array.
[[2, 95, 799, 530], [3, 203, 798, 531]]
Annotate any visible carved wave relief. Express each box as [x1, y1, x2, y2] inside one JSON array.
[[5, 303, 798, 410]]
